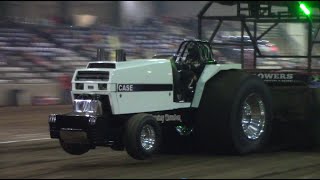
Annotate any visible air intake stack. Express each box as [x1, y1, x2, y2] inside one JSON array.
[[115, 49, 126, 62], [96, 48, 106, 61]]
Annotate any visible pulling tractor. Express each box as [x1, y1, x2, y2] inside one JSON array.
[[49, 1, 320, 160]]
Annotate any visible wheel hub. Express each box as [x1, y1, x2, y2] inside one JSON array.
[[140, 124, 156, 151], [241, 93, 266, 140]]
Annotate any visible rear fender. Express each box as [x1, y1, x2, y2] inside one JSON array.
[[191, 64, 241, 108]]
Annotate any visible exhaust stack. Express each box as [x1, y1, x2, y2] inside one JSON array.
[[96, 48, 106, 61], [115, 49, 126, 62]]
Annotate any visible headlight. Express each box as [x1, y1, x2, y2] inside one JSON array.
[[75, 83, 84, 90], [98, 83, 108, 90], [48, 114, 57, 123], [73, 99, 102, 115]]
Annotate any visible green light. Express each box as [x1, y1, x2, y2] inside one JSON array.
[[299, 3, 311, 15]]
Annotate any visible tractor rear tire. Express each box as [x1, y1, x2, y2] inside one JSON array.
[[194, 70, 273, 154]]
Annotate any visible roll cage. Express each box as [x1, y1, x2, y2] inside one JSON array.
[[172, 40, 217, 67], [197, 1, 320, 72]]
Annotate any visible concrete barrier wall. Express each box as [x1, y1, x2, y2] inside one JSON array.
[[0, 83, 61, 106]]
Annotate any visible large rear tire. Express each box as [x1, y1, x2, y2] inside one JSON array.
[[194, 70, 273, 154], [124, 113, 162, 160]]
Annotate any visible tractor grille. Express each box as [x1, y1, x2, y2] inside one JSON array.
[[87, 63, 116, 69], [73, 94, 112, 116], [76, 71, 109, 81]]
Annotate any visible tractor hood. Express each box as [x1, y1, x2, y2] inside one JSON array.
[[73, 59, 174, 85], [71, 58, 182, 115], [111, 59, 173, 84]]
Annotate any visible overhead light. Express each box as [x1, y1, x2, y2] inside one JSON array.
[[299, 2, 311, 16]]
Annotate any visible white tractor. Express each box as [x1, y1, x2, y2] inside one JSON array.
[[49, 40, 273, 160]]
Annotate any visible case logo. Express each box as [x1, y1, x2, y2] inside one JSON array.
[[118, 84, 133, 92]]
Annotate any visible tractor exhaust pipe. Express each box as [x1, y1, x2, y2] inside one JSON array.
[[96, 48, 106, 61], [115, 49, 126, 62]]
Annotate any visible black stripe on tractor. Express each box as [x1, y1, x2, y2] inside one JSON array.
[[117, 84, 173, 92]]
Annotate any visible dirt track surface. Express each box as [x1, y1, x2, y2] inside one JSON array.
[[1, 105, 320, 179]]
